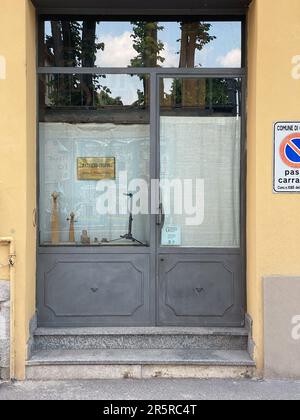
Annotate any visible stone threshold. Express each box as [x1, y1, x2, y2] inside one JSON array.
[[34, 327, 249, 337], [28, 349, 255, 367], [26, 349, 255, 380]]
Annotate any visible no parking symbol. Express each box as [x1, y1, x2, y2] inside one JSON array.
[[274, 122, 300, 192]]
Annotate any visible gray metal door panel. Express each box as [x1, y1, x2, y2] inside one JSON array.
[[37, 253, 151, 327], [158, 253, 245, 327]]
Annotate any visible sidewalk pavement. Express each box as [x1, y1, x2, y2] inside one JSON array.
[[0, 378, 300, 400]]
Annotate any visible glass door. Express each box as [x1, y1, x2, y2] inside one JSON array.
[[157, 76, 245, 326], [37, 15, 245, 328]]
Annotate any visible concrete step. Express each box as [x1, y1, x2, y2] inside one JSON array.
[[26, 349, 255, 380], [33, 327, 249, 351]]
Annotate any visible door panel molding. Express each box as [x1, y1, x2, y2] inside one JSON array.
[[158, 254, 244, 326], [38, 254, 151, 327]]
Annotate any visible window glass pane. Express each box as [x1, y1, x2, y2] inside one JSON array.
[[160, 77, 241, 248], [39, 74, 150, 246], [41, 20, 242, 68], [39, 73, 150, 114]]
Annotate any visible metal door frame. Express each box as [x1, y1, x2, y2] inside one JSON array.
[[36, 15, 247, 327]]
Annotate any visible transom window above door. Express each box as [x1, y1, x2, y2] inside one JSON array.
[[39, 19, 243, 68]]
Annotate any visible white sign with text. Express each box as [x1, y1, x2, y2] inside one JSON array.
[[274, 122, 300, 193]]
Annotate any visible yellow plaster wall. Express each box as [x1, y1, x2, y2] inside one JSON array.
[[247, 0, 300, 372], [0, 245, 10, 281], [0, 0, 36, 379], [0, 0, 300, 378]]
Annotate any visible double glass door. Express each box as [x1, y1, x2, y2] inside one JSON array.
[[37, 72, 245, 327]]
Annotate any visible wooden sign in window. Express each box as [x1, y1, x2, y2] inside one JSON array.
[[77, 157, 116, 181]]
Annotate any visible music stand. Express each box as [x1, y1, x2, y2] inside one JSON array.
[[108, 192, 146, 246]]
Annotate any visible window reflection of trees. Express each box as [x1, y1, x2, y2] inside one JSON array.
[[45, 20, 117, 108], [43, 20, 222, 111]]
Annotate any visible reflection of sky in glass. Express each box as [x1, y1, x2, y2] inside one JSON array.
[[44, 21, 242, 105], [45, 21, 241, 67], [94, 22, 241, 68], [99, 74, 145, 106]]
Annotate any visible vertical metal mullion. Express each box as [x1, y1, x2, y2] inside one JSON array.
[[80, 74, 83, 106], [69, 74, 72, 106], [241, 16, 247, 70], [156, 74, 162, 253], [149, 71, 158, 325], [240, 73, 247, 323], [155, 73, 163, 325], [149, 72, 157, 252]]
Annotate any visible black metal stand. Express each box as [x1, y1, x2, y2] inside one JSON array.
[[109, 193, 146, 246]]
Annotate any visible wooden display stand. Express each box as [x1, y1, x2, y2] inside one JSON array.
[[51, 192, 60, 244], [67, 212, 77, 243]]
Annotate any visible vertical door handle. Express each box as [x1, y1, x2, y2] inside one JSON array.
[[157, 203, 165, 226]]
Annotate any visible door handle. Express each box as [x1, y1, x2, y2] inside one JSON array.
[[157, 203, 165, 226]]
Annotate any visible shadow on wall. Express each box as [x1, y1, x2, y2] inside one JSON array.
[[0, 55, 6, 80]]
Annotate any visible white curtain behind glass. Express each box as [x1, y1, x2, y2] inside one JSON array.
[[39, 123, 150, 245], [160, 116, 241, 248]]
